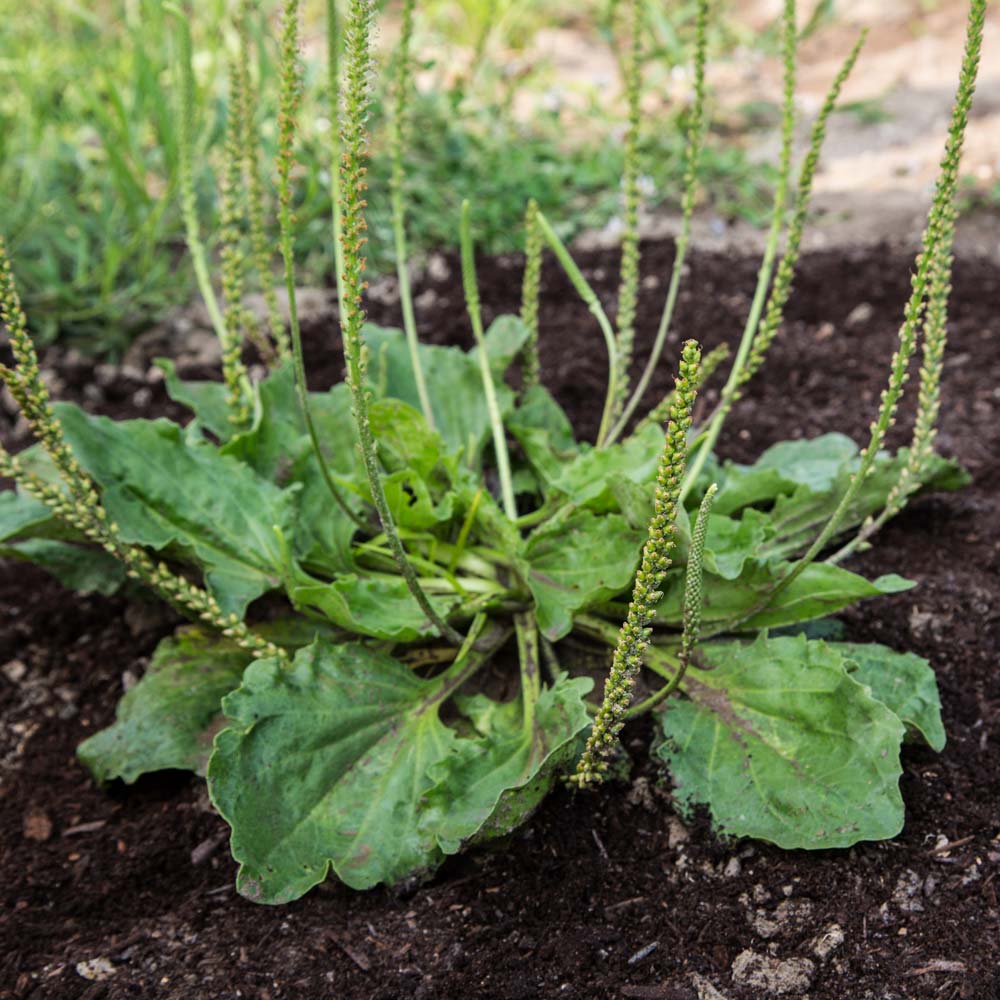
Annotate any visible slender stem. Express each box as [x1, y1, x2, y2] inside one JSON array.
[[339, 0, 465, 647], [535, 211, 619, 448], [515, 612, 541, 735], [607, 0, 709, 444], [519, 198, 543, 390], [461, 200, 517, 520], [326, 0, 347, 307], [170, 6, 227, 344], [390, 0, 435, 428], [277, 0, 365, 530], [611, 0, 643, 416], [679, 0, 798, 503]]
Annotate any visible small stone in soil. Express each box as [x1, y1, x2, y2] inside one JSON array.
[[731, 950, 816, 996]]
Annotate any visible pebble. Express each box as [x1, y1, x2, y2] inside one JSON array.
[[75, 957, 116, 981], [2, 659, 27, 683], [731, 950, 816, 995], [810, 923, 845, 961]]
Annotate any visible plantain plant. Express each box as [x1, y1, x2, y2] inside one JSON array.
[[0, 0, 985, 903]]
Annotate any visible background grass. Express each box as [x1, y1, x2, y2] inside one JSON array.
[[1, 0, 774, 354]]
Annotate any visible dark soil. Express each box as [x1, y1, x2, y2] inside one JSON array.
[[2, 240, 999, 1000]]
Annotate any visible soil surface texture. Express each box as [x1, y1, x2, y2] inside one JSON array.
[[2, 240, 999, 1000]]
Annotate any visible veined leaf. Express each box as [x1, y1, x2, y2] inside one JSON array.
[[526, 510, 644, 640], [363, 319, 528, 465], [55, 404, 296, 616], [713, 433, 858, 514], [158, 358, 234, 442], [514, 421, 665, 511], [653, 561, 913, 632], [422, 674, 593, 853], [209, 640, 465, 900], [79, 627, 251, 783], [370, 398, 455, 482], [656, 634, 906, 848], [702, 510, 773, 580], [291, 574, 463, 642], [836, 642, 945, 751]]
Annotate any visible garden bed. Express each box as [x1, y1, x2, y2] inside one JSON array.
[[2, 238, 998, 1000]]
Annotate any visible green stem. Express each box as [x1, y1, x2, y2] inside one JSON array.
[[535, 211, 619, 448], [170, 6, 227, 344], [326, 0, 347, 307], [515, 612, 541, 735], [679, 0, 798, 503], [460, 200, 517, 520], [607, 0, 709, 444], [390, 0, 435, 428]]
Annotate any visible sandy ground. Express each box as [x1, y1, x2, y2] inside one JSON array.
[[515, 0, 1000, 257]]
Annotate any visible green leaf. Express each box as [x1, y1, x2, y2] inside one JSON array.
[[379, 470, 456, 530], [0, 539, 127, 596], [363, 321, 525, 465], [508, 385, 577, 455], [222, 362, 303, 481], [209, 640, 462, 900], [655, 634, 906, 848], [291, 574, 463, 642], [56, 404, 296, 616], [836, 642, 945, 751], [422, 674, 593, 853], [654, 562, 913, 632], [516, 421, 665, 511], [157, 359, 235, 442], [714, 433, 858, 514], [78, 627, 251, 783], [0, 489, 57, 542], [526, 510, 644, 640], [702, 510, 773, 580], [370, 398, 454, 482]]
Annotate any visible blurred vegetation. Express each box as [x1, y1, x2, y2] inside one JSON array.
[[1, 0, 775, 354]]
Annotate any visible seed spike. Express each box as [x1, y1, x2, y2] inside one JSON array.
[[572, 341, 702, 787]]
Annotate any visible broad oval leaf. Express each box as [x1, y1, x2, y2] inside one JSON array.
[[79, 627, 251, 783], [208, 640, 464, 900], [55, 404, 297, 616], [291, 574, 463, 642], [422, 673, 593, 853], [655, 634, 906, 849]]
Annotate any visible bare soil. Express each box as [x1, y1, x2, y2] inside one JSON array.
[[1, 239, 999, 999]]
